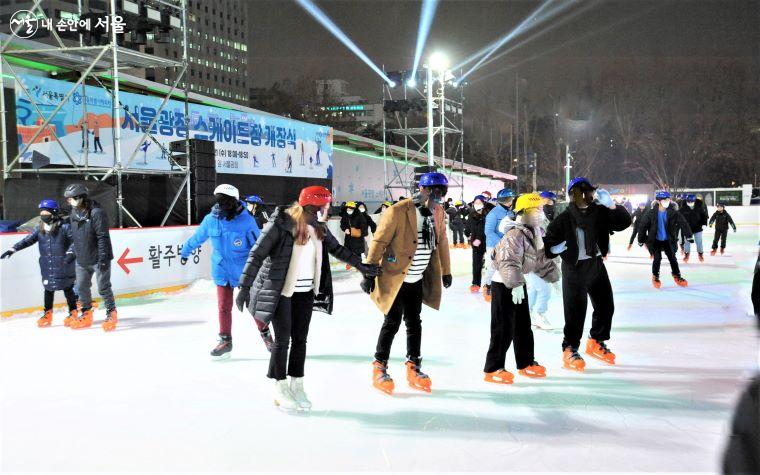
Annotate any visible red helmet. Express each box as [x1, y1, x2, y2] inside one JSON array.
[[298, 186, 332, 207]]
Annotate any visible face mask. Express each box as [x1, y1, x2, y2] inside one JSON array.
[[346, 209, 354, 215], [474, 203, 484, 211], [216, 196, 237, 211], [660, 199, 671, 208], [359, 207, 366, 213], [687, 202, 695, 208], [40, 214, 54, 224], [317, 205, 330, 222], [68, 197, 82, 208], [247, 204, 255, 213]]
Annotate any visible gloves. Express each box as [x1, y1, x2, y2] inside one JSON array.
[[687, 238, 695, 243], [550, 241, 567, 255], [442, 274, 452, 288], [180, 257, 188, 265], [472, 239, 481, 247], [235, 286, 250, 312], [1, 249, 15, 259], [344, 229, 350, 235], [64, 253, 76, 264], [97, 261, 109, 271], [551, 281, 561, 294], [511, 286, 525, 305], [360, 276, 375, 294], [595, 188, 614, 208], [356, 263, 383, 279]]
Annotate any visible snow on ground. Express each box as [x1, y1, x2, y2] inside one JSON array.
[[1, 226, 757, 472]]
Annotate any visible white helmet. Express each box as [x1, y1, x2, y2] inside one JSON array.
[[213, 184, 239, 200]]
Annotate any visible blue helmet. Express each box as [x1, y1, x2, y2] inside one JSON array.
[[686, 194, 696, 202], [245, 195, 264, 204], [568, 176, 595, 192], [473, 194, 487, 203], [419, 172, 449, 187], [38, 199, 59, 213], [539, 190, 557, 201], [496, 188, 516, 200], [655, 190, 671, 200]]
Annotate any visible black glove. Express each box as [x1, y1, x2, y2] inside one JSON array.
[[64, 253, 76, 264], [356, 263, 383, 278], [97, 261, 110, 271], [1, 249, 15, 259], [235, 286, 251, 312], [360, 276, 375, 295], [687, 238, 695, 243], [442, 274, 452, 288], [180, 257, 188, 265]]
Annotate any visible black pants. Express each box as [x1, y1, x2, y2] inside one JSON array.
[[472, 247, 485, 286], [712, 229, 728, 250], [561, 257, 614, 350], [268, 291, 314, 380], [752, 267, 759, 319], [43, 286, 78, 312], [93, 137, 103, 152], [344, 236, 365, 257], [451, 225, 464, 244], [652, 239, 681, 277], [628, 226, 638, 245], [374, 280, 423, 363], [484, 282, 534, 372]]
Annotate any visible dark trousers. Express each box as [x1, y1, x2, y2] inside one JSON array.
[[652, 239, 681, 277], [268, 291, 314, 380], [752, 268, 759, 319], [451, 225, 464, 244], [217, 285, 233, 335], [75, 263, 116, 311], [93, 136, 103, 152], [43, 286, 78, 312], [628, 226, 638, 245], [712, 229, 728, 250], [561, 257, 614, 350], [374, 280, 423, 363], [484, 282, 534, 372], [472, 248, 485, 286]]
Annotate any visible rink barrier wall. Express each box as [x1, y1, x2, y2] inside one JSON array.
[[0, 225, 212, 317]]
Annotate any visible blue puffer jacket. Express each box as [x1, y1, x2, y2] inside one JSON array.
[[181, 202, 261, 287], [13, 220, 76, 291], [485, 204, 515, 248]]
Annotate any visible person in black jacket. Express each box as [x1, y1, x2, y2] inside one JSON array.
[[244, 194, 270, 229], [1, 199, 78, 327], [465, 195, 488, 292], [709, 203, 737, 256], [627, 202, 648, 250], [638, 190, 692, 289], [64, 184, 117, 331], [543, 177, 631, 372], [678, 194, 709, 262], [446, 200, 467, 248], [357, 202, 377, 234], [340, 201, 369, 263], [235, 186, 381, 412]]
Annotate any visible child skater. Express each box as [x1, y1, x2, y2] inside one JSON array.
[[709, 202, 737, 256]]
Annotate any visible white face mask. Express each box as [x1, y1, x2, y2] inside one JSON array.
[[68, 197, 82, 208], [474, 203, 484, 211], [660, 199, 671, 208], [346, 209, 354, 215], [247, 203, 255, 213], [687, 202, 695, 208], [359, 207, 366, 213]]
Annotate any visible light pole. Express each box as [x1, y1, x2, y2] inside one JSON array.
[[426, 51, 449, 167]]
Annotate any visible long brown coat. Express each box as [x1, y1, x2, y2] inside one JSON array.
[[365, 199, 451, 315]]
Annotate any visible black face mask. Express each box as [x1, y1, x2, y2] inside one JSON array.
[[40, 214, 55, 224], [217, 196, 236, 211]]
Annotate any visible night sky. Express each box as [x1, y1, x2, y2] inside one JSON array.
[[247, 0, 759, 100]]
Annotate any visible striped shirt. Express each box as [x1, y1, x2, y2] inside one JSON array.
[[404, 207, 434, 283], [294, 235, 317, 293]]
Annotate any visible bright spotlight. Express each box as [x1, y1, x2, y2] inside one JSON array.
[[388, 81, 397, 88], [429, 51, 450, 72], [406, 79, 417, 88], [452, 81, 459, 88], [409, 0, 440, 89]]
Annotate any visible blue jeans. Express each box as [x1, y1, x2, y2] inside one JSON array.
[[526, 272, 551, 314], [684, 231, 703, 254]]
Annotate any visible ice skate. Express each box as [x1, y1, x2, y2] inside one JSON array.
[[698, 252, 704, 262], [585, 338, 616, 365], [372, 360, 395, 395], [63, 309, 78, 327], [683, 252, 690, 263], [290, 377, 312, 410], [720, 248, 725, 255], [518, 362, 546, 378], [210, 334, 232, 359], [672, 274, 688, 287], [37, 310, 53, 328], [274, 380, 300, 411], [482, 284, 492, 303], [710, 249, 717, 256], [71, 308, 93, 329], [345, 264, 352, 270], [484, 369, 514, 384], [260, 328, 274, 353], [406, 358, 432, 393], [469, 285, 480, 293], [102, 309, 118, 332], [627, 243, 632, 251], [533, 312, 553, 330], [562, 347, 586, 372], [652, 275, 662, 289]]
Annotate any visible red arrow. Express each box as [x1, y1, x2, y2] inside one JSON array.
[[117, 247, 144, 274]]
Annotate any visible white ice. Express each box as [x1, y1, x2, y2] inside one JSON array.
[[1, 227, 757, 472]]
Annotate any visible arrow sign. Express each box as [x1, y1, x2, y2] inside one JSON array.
[[117, 247, 144, 274]]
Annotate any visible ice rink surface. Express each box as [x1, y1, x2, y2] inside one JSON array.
[[1, 226, 757, 472]]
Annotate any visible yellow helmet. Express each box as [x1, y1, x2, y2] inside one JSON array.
[[513, 193, 543, 214], [454, 200, 463, 206], [346, 201, 357, 208], [383, 201, 392, 207]]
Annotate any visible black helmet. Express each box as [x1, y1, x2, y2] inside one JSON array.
[[64, 183, 88, 198]]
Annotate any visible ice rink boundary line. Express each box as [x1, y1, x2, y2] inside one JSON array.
[[0, 284, 189, 318]]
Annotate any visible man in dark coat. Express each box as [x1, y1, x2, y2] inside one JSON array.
[[340, 201, 369, 260], [638, 190, 692, 288], [544, 177, 631, 373], [627, 202, 648, 250], [677, 194, 709, 262], [64, 183, 117, 331]]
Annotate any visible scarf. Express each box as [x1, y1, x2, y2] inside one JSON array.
[[568, 203, 599, 257], [416, 204, 437, 251]]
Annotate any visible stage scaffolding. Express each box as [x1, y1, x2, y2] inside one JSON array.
[[0, 0, 191, 227]]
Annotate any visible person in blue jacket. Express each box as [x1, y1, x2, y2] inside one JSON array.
[[180, 184, 267, 358], [1, 199, 78, 328], [481, 188, 516, 302]]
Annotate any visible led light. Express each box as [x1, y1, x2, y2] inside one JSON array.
[[406, 79, 417, 88], [429, 51, 450, 72]]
